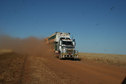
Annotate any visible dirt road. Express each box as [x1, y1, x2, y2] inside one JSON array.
[[21, 53, 126, 84], [1, 36, 126, 84]]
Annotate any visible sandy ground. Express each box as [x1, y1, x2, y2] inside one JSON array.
[[0, 52, 25, 84], [0, 49, 126, 84], [19, 52, 126, 84], [1, 34, 126, 84], [79, 53, 126, 67]]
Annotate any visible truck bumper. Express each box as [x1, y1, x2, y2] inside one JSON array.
[[61, 53, 78, 59]]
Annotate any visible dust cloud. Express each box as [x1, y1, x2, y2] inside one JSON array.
[[0, 35, 52, 56]]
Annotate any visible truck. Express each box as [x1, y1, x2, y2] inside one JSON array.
[[46, 32, 78, 59]]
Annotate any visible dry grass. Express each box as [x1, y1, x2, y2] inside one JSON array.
[[79, 53, 126, 67], [0, 49, 13, 55]]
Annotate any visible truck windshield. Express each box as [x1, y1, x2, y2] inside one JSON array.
[[62, 41, 73, 45]]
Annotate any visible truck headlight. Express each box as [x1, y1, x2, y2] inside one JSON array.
[[63, 49, 66, 53], [75, 50, 78, 54]]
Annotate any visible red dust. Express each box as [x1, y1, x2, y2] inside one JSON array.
[[0, 35, 52, 56]]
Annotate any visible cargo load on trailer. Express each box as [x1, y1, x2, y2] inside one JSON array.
[[46, 32, 78, 59]]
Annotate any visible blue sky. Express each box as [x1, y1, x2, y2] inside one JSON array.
[[0, 0, 126, 54]]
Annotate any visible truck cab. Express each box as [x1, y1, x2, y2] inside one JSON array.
[[57, 38, 78, 59]]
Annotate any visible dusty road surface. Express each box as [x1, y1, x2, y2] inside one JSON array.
[[20, 51, 126, 84], [0, 36, 126, 84]]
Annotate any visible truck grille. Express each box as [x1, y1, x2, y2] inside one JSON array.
[[67, 49, 73, 53]]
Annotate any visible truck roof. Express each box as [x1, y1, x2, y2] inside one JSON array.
[[48, 32, 71, 42]]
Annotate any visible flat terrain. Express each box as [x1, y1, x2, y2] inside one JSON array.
[[0, 52, 25, 84], [0, 50, 126, 84], [79, 53, 126, 67]]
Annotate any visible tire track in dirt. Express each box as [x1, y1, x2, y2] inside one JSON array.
[[20, 54, 28, 84], [21, 55, 66, 84]]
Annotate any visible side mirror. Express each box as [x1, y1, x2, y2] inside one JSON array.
[[73, 41, 76, 46]]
